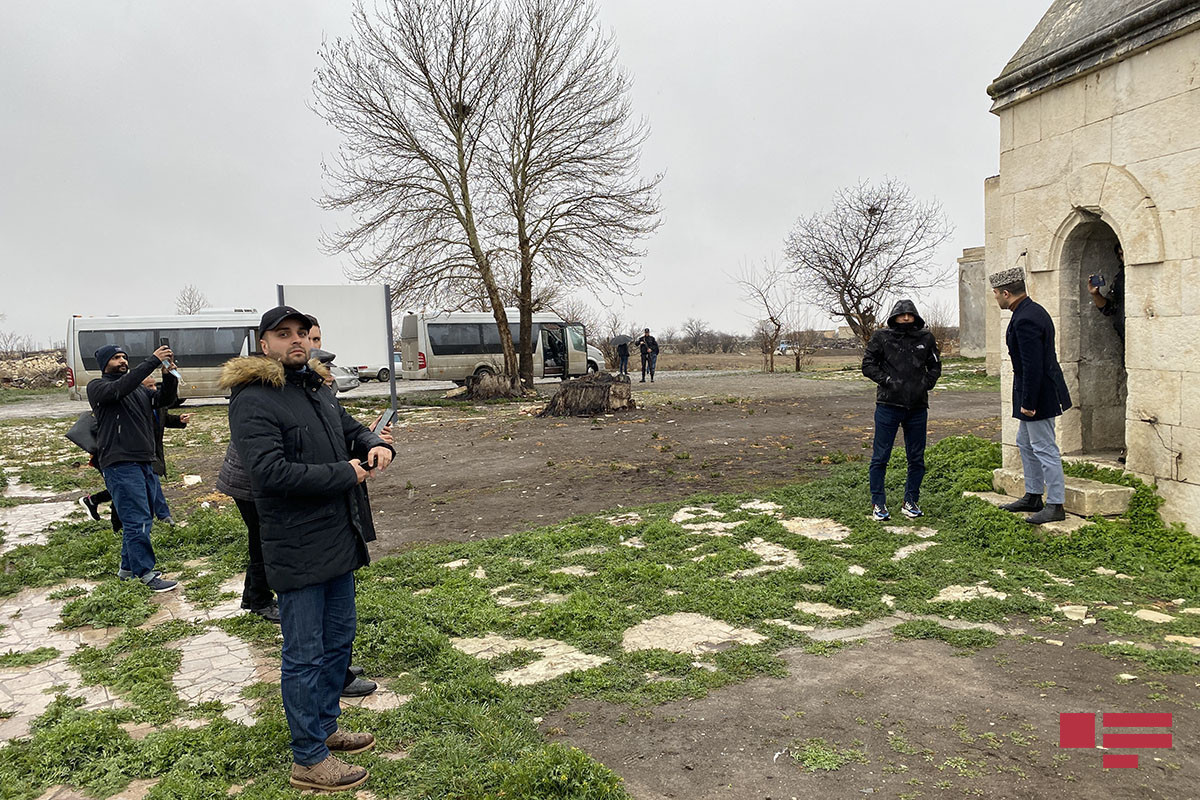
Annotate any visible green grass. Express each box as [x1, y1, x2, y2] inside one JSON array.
[[0, 431, 1198, 798], [0, 387, 63, 407], [0, 647, 60, 668]]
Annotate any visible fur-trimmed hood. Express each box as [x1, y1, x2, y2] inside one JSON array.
[[219, 355, 331, 391]]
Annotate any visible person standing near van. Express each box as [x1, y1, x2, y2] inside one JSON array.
[[87, 343, 179, 592], [635, 328, 658, 382], [860, 299, 941, 522]]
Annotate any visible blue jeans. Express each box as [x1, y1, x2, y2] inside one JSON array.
[[868, 404, 927, 508], [278, 571, 357, 765], [1017, 417, 1065, 504], [150, 476, 171, 520], [641, 353, 657, 380], [618, 354, 629, 375], [102, 462, 160, 579]]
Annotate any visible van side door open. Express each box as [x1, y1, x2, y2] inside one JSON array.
[[565, 324, 588, 376]]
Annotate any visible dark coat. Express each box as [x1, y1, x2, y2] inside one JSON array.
[[222, 355, 391, 592], [635, 335, 658, 356], [861, 299, 942, 409], [215, 441, 254, 502], [87, 356, 179, 470], [1006, 296, 1072, 421], [151, 409, 186, 477]]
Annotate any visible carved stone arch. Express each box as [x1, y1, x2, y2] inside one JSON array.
[[1062, 163, 1163, 266]]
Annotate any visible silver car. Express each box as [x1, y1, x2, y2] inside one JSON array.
[[330, 363, 360, 393]]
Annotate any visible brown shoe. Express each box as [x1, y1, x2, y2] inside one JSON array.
[[326, 728, 375, 754], [289, 755, 369, 792]]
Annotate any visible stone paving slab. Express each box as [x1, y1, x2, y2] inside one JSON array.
[[0, 501, 80, 554], [793, 601, 855, 619], [931, 583, 1008, 603], [449, 634, 610, 686], [671, 506, 723, 524], [780, 518, 852, 541], [622, 612, 767, 655], [728, 538, 802, 578]]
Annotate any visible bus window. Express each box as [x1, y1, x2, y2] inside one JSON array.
[[158, 327, 249, 367], [79, 330, 157, 370], [480, 322, 539, 354], [428, 323, 483, 355], [567, 325, 586, 352]]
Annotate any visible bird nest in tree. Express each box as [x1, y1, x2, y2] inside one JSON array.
[[538, 373, 636, 417]]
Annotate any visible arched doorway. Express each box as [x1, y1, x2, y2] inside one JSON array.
[[1058, 218, 1126, 456]]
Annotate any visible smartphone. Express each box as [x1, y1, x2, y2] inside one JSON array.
[[159, 337, 170, 347], [1089, 274, 1105, 288], [371, 408, 397, 433]]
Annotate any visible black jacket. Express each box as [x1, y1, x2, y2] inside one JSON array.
[[222, 355, 391, 592], [636, 335, 659, 356], [151, 409, 186, 477], [87, 357, 179, 470], [215, 441, 254, 502], [1006, 296, 1072, 421], [861, 300, 942, 409]]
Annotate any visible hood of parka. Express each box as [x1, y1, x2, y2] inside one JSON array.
[[218, 355, 331, 392], [885, 298, 925, 329]]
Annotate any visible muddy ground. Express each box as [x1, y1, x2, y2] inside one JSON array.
[[171, 370, 999, 555], [544, 631, 1198, 799]]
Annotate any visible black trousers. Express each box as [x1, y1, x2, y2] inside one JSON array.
[[235, 498, 274, 610]]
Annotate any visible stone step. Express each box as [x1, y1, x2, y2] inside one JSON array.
[[992, 468, 1134, 517], [963, 491, 1096, 535]]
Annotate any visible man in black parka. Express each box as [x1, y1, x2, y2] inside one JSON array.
[[861, 299, 941, 521], [991, 269, 1073, 524], [226, 306, 393, 793]]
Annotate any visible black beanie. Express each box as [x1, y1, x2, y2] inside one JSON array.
[[94, 344, 126, 371]]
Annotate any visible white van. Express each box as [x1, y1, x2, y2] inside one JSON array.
[[399, 311, 598, 383], [66, 310, 259, 400]]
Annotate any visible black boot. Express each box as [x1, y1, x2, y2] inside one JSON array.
[[998, 492, 1043, 513], [1025, 504, 1066, 525]]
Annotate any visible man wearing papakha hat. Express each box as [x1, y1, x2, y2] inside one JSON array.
[[86, 341, 180, 592], [990, 268, 1073, 524]]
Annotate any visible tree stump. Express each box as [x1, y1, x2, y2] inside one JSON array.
[[538, 373, 635, 417]]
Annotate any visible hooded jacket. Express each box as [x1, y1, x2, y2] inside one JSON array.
[[221, 355, 391, 592], [87, 356, 179, 469], [861, 300, 942, 409]]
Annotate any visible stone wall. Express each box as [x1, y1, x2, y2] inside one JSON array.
[[991, 28, 1200, 529], [956, 247, 987, 358]]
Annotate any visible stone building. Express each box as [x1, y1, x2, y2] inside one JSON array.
[[984, 0, 1200, 528], [956, 247, 987, 358]]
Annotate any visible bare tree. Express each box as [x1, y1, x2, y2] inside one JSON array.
[[919, 297, 958, 356], [491, 0, 661, 387], [680, 317, 710, 354], [175, 285, 210, 315], [784, 178, 953, 348], [316, 0, 521, 384], [734, 257, 795, 372]]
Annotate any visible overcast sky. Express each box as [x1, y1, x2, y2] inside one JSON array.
[[1, 0, 1051, 346]]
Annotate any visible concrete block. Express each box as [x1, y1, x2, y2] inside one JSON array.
[[1067, 163, 1108, 211], [1125, 260, 1182, 319], [1042, 77, 1086, 139], [1070, 121, 1112, 167], [1013, 95, 1042, 147], [999, 108, 1015, 153], [1180, 259, 1200, 315], [993, 467, 1134, 517], [1174, 425, 1200, 486], [1059, 407, 1084, 455], [1156, 479, 1200, 534], [1129, 150, 1200, 217], [1112, 90, 1200, 166], [1002, 444, 1022, 470], [1114, 36, 1199, 115], [1125, 316, 1200, 373], [1127, 369, 1181, 427], [1181, 367, 1200, 427], [1039, 514, 1097, 536], [1125, 420, 1176, 481], [1004, 135, 1073, 195], [1083, 70, 1116, 125], [964, 491, 1009, 507]]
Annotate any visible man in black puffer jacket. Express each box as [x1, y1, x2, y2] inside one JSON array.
[[861, 299, 942, 521], [225, 306, 392, 793]]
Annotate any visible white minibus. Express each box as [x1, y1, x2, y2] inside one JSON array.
[[399, 311, 598, 383], [66, 310, 260, 400]]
